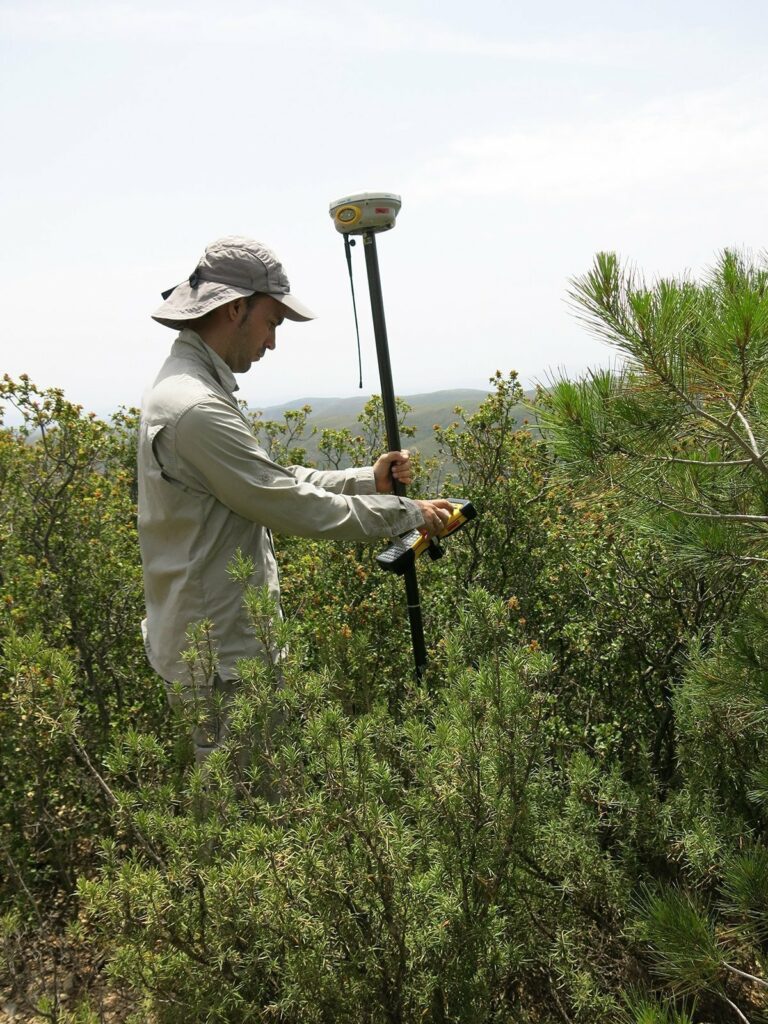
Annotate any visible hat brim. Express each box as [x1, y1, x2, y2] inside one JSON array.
[[151, 281, 254, 330], [152, 280, 316, 330], [276, 293, 316, 322]]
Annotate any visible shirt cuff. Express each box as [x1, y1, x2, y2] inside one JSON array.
[[395, 497, 425, 532]]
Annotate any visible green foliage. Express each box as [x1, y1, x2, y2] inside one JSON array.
[[432, 371, 551, 597], [76, 587, 628, 1023], [540, 250, 768, 574], [0, 377, 166, 911], [721, 846, 768, 945], [244, 394, 418, 472], [622, 990, 697, 1024], [540, 251, 768, 1022], [637, 887, 722, 998], [246, 402, 315, 466], [5, 250, 768, 1020]]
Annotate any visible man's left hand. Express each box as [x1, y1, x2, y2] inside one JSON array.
[[373, 450, 413, 493]]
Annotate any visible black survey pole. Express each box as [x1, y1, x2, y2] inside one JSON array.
[[362, 230, 428, 679]]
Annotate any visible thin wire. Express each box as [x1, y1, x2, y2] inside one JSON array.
[[344, 234, 364, 388]]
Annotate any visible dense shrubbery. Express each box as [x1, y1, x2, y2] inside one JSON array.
[[1, 251, 767, 1022]]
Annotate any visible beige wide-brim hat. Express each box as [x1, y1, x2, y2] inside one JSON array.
[[152, 236, 316, 330]]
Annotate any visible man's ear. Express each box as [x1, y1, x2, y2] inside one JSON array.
[[227, 298, 246, 322]]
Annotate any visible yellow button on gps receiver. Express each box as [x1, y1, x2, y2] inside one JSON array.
[[335, 204, 362, 228]]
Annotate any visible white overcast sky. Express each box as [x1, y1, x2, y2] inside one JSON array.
[[2, 0, 767, 417]]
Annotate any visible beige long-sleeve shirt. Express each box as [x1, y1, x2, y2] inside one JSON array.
[[138, 330, 423, 683]]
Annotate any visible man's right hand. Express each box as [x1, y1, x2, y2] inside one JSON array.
[[414, 498, 455, 537]]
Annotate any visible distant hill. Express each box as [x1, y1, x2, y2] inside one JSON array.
[[251, 388, 534, 462]]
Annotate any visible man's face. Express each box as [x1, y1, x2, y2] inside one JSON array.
[[228, 295, 285, 373]]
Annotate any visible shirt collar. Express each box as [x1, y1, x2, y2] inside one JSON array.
[[175, 328, 239, 394]]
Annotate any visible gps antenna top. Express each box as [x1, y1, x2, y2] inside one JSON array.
[[329, 192, 401, 235]]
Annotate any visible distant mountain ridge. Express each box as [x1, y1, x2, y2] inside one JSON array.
[[257, 389, 491, 424], [250, 388, 532, 461]]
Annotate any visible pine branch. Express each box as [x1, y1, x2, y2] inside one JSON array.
[[648, 456, 754, 467], [725, 400, 760, 456], [724, 963, 768, 989], [645, 496, 768, 525], [649, 360, 768, 477], [721, 993, 751, 1024]]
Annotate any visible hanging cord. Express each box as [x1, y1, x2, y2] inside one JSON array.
[[344, 234, 364, 388]]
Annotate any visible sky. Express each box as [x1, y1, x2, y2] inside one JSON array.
[[1, 0, 768, 419]]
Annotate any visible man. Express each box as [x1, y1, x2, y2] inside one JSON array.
[[138, 236, 452, 760]]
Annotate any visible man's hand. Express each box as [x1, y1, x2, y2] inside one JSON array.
[[374, 450, 413, 493], [373, 453, 453, 535], [414, 498, 455, 536]]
